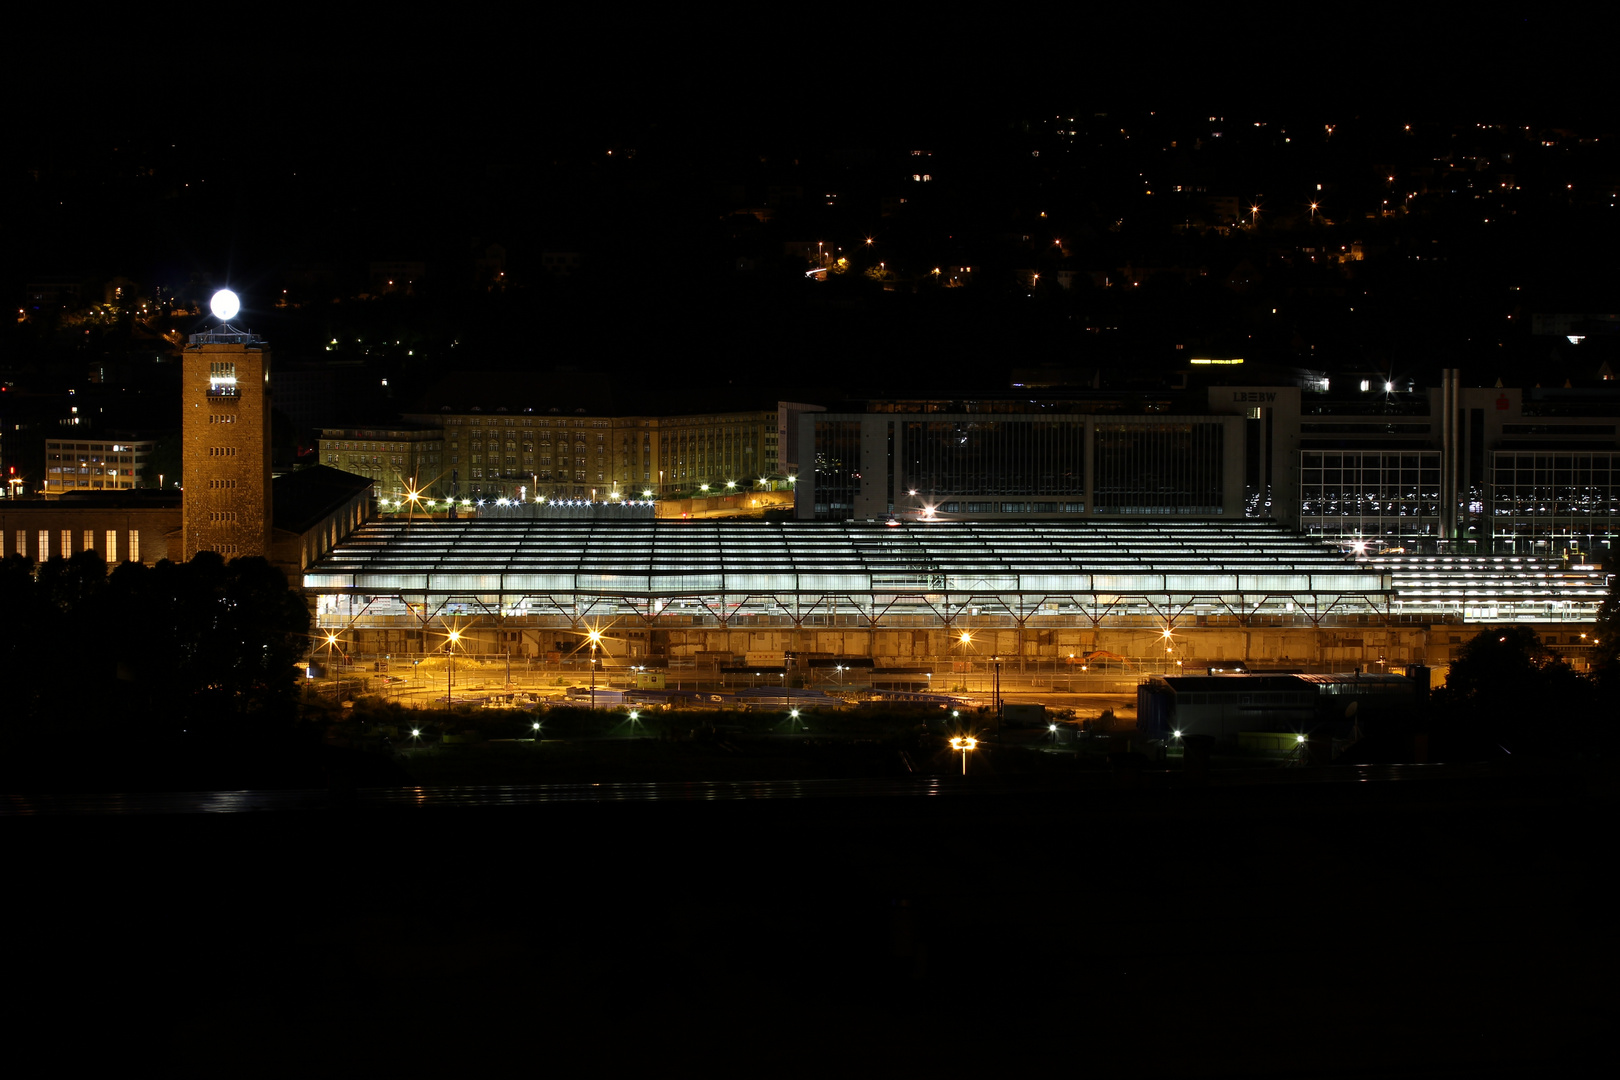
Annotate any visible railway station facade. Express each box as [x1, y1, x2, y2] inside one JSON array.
[[303, 515, 1610, 676]]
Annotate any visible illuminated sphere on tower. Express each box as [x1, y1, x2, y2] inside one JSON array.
[[210, 289, 241, 322]]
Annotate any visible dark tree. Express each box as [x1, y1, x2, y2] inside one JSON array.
[[1, 552, 310, 740], [1439, 626, 1589, 755]]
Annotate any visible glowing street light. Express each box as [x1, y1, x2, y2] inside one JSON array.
[[587, 629, 604, 709], [445, 628, 462, 703], [950, 735, 978, 775], [322, 631, 344, 697]]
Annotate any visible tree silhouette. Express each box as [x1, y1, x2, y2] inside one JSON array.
[[1441, 626, 1589, 754], [1, 552, 310, 739]]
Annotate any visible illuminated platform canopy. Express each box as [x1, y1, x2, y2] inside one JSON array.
[[307, 519, 1416, 631]]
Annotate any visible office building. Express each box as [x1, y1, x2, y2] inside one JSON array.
[[42, 437, 157, 494]]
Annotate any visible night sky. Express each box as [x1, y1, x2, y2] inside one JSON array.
[[6, 15, 1617, 401]]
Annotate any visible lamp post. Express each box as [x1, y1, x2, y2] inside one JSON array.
[[322, 631, 341, 698], [950, 735, 977, 775], [587, 629, 603, 709], [954, 630, 974, 693], [445, 628, 461, 703]]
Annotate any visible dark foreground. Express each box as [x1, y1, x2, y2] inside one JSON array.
[[9, 763, 1611, 1076]]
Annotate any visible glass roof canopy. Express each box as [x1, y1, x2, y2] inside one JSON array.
[[1358, 553, 1610, 622], [308, 519, 1412, 630]]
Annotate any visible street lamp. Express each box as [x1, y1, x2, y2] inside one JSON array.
[[321, 631, 351, 699], [955, 630, 974, 691], [445, 628, 462, 703], [950, 735, 977, 775], [587, 629, 603, 709]]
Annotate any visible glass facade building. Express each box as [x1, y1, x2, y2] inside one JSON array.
[[802, 412, 1241, 521], [812, 419, 862, 520], [1490, 450, 1620, 553], [1299, 450, 1442, 542], [1093, 422, 1225, 514], [899, 419, 1087, 501]]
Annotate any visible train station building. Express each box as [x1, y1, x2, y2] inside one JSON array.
[[301, 514, 1610, 678]]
